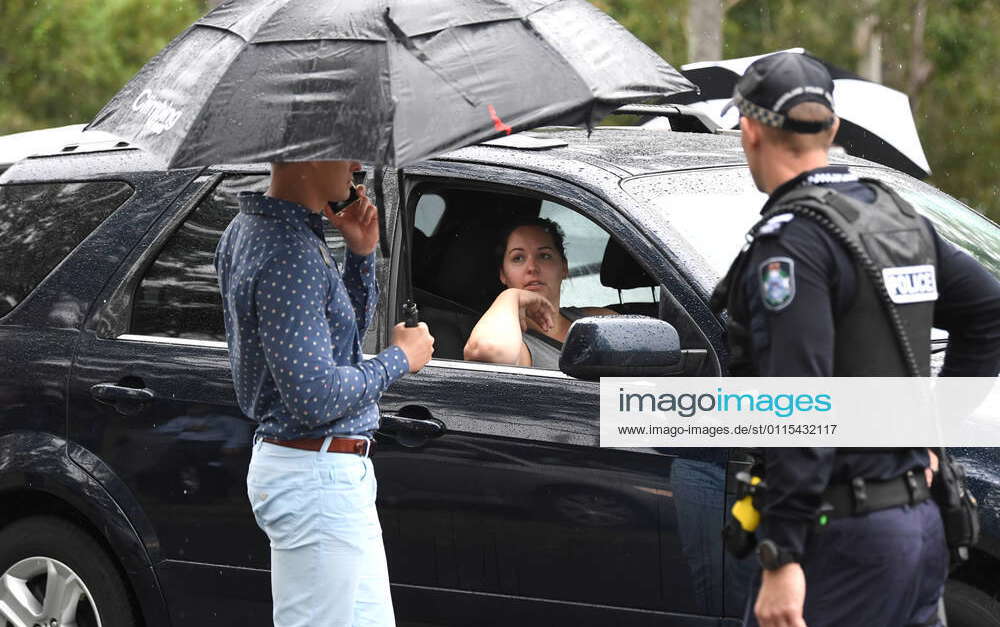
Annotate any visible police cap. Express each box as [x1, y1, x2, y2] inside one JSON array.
[[722, 52, 836, 134]]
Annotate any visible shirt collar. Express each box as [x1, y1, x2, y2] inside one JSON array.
[[760, 165, 857, 214], [239, 192, 325, 238]]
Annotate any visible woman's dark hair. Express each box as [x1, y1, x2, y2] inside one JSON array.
[[495, 216, 567, 268]]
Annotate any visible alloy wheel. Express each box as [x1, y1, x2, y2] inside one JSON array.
[[0, 557, 101, 627]]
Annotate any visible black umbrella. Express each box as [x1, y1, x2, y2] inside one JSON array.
[[666, 48, 931, 179], [87, 0, 695, 168]]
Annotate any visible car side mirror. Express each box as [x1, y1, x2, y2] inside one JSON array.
[[559, 315, 692, 380]]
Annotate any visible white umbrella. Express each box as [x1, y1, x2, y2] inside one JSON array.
[[668, 48, 931, 179]]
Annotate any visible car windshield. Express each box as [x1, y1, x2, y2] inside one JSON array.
[[622, 166, 1000, 289]]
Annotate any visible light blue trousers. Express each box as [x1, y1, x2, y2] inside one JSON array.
[[247, 439, 395, 627]]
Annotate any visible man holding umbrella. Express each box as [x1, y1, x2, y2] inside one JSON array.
[[215, 161, 433, 626], [86, 2, 700, 623], [711, 53, 1000, 626]]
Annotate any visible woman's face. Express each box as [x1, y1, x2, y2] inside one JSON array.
[[499, 225, 568, 305]]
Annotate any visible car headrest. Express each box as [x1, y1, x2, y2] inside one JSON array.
[[600, 237, 657, 290], [428, 221, 504, 312], [421, 192, 543, 312]]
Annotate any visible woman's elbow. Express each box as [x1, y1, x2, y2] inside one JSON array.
[[464, 337, 518, 365]]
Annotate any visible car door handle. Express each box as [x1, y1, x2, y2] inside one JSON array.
[[379, 404, 446, 440], [90, 383, 155, 403], [379, 413, 445, 438]]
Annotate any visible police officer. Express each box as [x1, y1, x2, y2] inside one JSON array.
[[712, 52, 1000, 627]]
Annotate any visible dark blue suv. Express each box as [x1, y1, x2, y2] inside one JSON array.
[[0, 119, 997, 626]]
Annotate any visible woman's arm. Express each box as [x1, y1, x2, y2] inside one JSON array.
[[464, 288, 555, 366]]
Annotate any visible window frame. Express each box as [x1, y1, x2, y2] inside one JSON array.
[[0, 178, 135, 323], [100, 167, 388, 356], [95, 172, 228, 341], [389, 161, 719, 376]]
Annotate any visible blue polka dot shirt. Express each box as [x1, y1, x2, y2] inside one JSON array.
[[215, 192, 408, 440]]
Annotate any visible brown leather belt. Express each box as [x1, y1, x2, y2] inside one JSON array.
[[262, 436, 372, 457]]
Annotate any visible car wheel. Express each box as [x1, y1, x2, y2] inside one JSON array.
[[0, 516, 135, 627], [945, 579, 1000, 627]]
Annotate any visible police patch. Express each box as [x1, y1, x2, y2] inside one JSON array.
[[882, 264, 938, 304], [759, 257, 795, 311]]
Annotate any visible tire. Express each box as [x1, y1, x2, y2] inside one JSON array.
[[945, 579, 1000, 627], [0, 516, 135, 627]]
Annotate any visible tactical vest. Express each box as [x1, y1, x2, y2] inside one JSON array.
[[712, 179, 937, 377]]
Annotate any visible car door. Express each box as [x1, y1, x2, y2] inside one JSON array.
[[374, 162, 731, 626], [0, 177, 140, 449], [67, 171, 280, 625]]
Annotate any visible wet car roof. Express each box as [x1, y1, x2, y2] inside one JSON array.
[[1, 124, 873, 185], [442, 126, 869, 179]]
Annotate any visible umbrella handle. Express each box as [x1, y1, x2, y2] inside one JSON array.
[[402, 300, 419, 328]]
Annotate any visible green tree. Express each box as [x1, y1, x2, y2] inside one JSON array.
[[911, 0, 1000, 220], [0, 0, 202, 133], [590, 0, 999, 220], [0, 0, 996, 221], [591, 0, 690, 65]]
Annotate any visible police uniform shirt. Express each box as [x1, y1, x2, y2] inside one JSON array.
[[738, 165, 1000, 559]]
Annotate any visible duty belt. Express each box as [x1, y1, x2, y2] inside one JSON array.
[[822, 470, 929, 518]]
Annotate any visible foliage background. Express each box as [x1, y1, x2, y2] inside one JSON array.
[[0, 0, 997, 220]]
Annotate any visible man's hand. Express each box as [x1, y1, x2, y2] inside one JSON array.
[[391, 322, 434, 373], [325, 184, 379, 255], [509, 288, 556, 333], [755, 563, 807, 627], [926, 448, 939, 487]]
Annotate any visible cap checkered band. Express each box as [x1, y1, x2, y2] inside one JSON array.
[[732, 90, 835, 134], [732, 91, 786, 128]]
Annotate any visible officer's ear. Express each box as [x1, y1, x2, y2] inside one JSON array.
[[739, 116, 762, 151]]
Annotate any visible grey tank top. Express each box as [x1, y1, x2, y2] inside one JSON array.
[[522, 306, 587, 369]]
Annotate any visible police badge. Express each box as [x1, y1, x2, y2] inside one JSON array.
[[759, 257, 795, 311]]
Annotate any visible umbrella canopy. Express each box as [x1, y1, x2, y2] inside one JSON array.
[[87, 0, 695, 168], [666, 48, 931, 179]]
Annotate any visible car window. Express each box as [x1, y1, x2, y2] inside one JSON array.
[[130, 175, 347, 342], [0, 181, 134, 319], [538, 200, 658, 307], [414, 193, 446, 237], [409, 186, 660, 366], [621, 168, 767, 284], [855, 167, 1000, 280]]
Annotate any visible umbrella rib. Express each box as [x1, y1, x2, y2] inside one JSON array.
[[382, 8, 478, 107], [195, 22, 250, 42], [383, 22, 397, 168], [164, 27, 260, 167], [517, 12, 597, 123], [158, 0, 295, 166]]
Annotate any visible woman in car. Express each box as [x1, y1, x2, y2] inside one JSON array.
[[463, 217, 616, 368]]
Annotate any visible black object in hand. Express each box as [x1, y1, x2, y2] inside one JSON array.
[[328, 171, 368, 214], [402, 300, 419, 328]]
